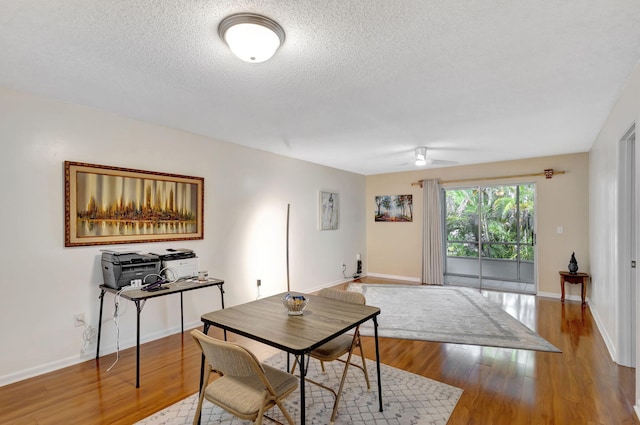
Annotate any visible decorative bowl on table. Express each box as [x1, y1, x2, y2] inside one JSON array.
[[282, 293, 308, 315]]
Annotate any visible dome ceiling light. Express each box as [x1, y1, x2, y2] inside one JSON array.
[[218, 13, 285, 63]]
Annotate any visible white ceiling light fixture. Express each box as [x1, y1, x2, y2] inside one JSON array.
[[415, 147, 428, 166], [218, 13, 285, 63]]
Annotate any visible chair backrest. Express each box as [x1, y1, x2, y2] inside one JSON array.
[[191, 329, 263, 378], [317, 288, 366, 305]]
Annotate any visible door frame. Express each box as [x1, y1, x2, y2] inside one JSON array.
[[618, 123, 636, 368], [442, 183, 537, 293]]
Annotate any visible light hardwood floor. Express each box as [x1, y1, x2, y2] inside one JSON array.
[[0, 277, 637, 424]]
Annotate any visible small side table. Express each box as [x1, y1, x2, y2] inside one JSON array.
[[559, 271, 589, 306]]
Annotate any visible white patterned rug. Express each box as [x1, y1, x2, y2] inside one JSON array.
[[136, 351, 462, 425], [349, 283, 560, 353]]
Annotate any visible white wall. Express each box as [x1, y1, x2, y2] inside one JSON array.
[[589, 61, 640, 407], [0, 86, 366, 385]]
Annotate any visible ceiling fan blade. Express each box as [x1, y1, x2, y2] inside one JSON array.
[[428, 159, 458, 166]]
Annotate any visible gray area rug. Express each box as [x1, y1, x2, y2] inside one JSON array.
[[136, 350, 462, 425], [349, 283, 560, 353]]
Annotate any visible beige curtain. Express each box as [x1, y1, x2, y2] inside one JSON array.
[[422, 179, 444, 285]]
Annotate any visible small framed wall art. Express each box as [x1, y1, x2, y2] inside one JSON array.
[[64, 161, 204, 247], [374, 194, 413, 222], [319, 191, 339, 230]]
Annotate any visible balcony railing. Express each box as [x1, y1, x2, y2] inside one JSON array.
[[445, 255, 534, 283]]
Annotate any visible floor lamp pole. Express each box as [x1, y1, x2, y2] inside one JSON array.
[[286, 203, 290, 293]]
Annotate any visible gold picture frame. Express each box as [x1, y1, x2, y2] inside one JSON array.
[[64, 161, 204, 247]]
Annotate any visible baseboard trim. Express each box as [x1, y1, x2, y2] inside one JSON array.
[[536, 291, 559, 300], [0, 353, 88, 388], [0, 322, 201, 388], [367, 272, 421, 283], [589, 302, 617, 363], [305, 277, 357, 293]]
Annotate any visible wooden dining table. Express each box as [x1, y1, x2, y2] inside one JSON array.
[[200, 291, 382, 424]]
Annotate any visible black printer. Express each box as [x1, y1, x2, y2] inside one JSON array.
[[101, 251, 160, 289]]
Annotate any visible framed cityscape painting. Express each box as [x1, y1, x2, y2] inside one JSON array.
[[64, 161, 204, 247]]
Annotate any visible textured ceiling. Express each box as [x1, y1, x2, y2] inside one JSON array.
[[1, 1, 639, 175]]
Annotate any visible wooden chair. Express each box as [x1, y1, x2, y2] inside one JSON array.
[[191, 329, 298, 425], [291, 288, 370, 424]]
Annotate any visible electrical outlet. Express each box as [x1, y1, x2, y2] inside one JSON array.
[[74, 313, 85, 327], [257, 279, 261, 287]]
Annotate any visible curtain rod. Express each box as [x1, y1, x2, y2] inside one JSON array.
[[411, 169, 565, 187]]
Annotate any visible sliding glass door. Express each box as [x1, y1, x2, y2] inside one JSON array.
[[444, 184, 536, 293]]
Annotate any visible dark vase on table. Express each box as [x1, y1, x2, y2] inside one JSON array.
[[568, 252, 579, 275]]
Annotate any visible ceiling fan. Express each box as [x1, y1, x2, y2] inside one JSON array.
[[412, 147, 457, 167]]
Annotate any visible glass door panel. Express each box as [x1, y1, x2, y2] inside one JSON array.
[[444, 184, 536, 293], [444, 188, 479, 282]]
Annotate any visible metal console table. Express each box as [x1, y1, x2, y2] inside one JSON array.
[[96, 278, 225, 388]]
